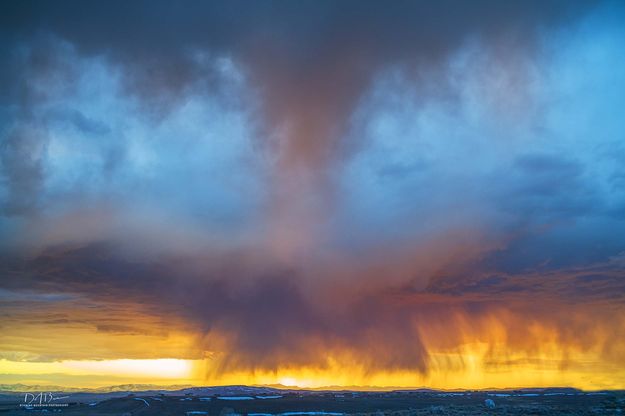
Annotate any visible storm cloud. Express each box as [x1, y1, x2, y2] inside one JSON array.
[[1, 0, 625, 387]]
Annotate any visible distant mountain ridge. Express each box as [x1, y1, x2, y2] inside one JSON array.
[[0, 383, 195, 393], [0, 383, 592, 395]]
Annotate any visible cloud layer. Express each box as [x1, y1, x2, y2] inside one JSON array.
[[1, 0, 625, 388]]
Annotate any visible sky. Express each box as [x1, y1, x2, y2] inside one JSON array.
[[1, 0, 625, 390]]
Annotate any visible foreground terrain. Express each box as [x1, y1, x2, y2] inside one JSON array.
[[0, 386, 623, 415]]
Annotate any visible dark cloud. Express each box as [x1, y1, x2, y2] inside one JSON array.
[[0, 127, 46, 215], [1, 0, 625, 384], [0, 0, 601, 167]]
